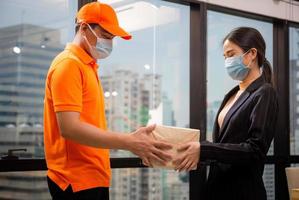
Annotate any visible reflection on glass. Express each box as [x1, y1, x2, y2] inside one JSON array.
[[290, 27, 299, 155], [207, 10, 274, 200], [262, 165, 275, 200], [0, 0, 77, 158], [111, 169, 189, 200], [0, 171, 50, 199], [0, 0, 77, 199], [100, 1, 190, 200], [99, 0, 190, 156]]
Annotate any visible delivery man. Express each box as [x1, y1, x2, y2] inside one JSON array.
[[43, 2, 172, 199]]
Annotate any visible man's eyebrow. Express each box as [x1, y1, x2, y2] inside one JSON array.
[[101, 29, 114, 38]]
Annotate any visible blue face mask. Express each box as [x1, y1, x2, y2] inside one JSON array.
[[224, 50, 251, 81]]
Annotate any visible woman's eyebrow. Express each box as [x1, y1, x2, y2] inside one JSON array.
[[223, 49, 234, 56]]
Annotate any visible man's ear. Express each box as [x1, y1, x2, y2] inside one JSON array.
[[79, 23, 88, 34]]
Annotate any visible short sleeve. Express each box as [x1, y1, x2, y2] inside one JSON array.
[[51, 59, 83, 113]]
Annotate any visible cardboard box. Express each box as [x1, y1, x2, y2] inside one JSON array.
[[150, 125, 200, 169], [292, 189, 299, 200]]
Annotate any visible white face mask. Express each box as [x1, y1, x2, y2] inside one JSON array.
[[84, 24, 113, 59]]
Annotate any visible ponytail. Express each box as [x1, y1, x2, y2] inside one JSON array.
[[262, 58, 273, 86]]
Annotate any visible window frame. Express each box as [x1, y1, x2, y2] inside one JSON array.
[[0, 0, 298, 200]]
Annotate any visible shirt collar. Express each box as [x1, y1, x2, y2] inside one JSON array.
[[244, 75, 265, 93], [65, 43, 99, 69]]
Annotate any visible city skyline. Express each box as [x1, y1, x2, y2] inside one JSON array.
[[0, 20, 190, 200], [0, 24, 62, 200], [1, 0, 297, 199]]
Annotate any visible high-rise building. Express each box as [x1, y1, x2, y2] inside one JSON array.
[[0, 23, 189, 200], [263, 165, 275, 200], [163, 170, 188, 200], [102, 70, 164, 200], [290, 27, 299, 155], [0, 24, 63, 200], [102, 69, 188, 200], [290, 59, 299, 155], [102, 70, 141, 134]]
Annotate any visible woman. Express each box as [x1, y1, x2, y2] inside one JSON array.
[[173, 27, 278, 200]]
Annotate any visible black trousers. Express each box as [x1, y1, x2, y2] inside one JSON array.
[[47, 176, 109, 200]]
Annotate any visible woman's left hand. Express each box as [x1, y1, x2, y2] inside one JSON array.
[[173, 141, 200, 172]]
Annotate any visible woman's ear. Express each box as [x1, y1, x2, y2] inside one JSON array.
[[249, 48, 258, 61], [243, 48, 257, 67]]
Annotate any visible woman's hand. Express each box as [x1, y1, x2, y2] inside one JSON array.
[[128, 124, 173, 167], [173, 141, 200, 172]]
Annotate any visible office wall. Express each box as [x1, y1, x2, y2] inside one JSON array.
[[197, 0, 299, 23]]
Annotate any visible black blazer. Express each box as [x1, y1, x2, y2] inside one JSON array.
[[200, 76, 278, 200]]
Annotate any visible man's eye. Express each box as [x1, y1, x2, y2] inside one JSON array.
[[104, 35, 113, 39]]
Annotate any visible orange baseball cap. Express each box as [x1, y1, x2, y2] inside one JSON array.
[[76, 2, 132, 40]]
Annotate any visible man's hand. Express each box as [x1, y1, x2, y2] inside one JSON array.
[[173, 141, 200, 172], [128, 124, 173, 167]]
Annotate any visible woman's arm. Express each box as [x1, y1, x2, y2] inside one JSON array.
[[173, 85, 278, 171]]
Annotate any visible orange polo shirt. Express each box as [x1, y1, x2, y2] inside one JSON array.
[[43, 43, 111, 192]]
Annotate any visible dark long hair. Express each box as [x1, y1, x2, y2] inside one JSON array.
[[223, 27, 273, 85]]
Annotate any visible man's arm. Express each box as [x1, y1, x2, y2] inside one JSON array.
[[56, 111, 173, 165]]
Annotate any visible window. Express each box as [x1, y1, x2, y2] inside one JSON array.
[[0, 0, 77, 158], [0, 171, 50, 199], [0, 1, 297, 200], [111, 169, 189, 200], [207, 10, 274, 199], [99, 0, 190, 199], [262, 165, 275, 200], [290, 26, 299, 155], [0, 0, 77, 199]]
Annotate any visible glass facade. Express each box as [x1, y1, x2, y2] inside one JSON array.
[[99, 1, 190, 199], [0, 0, 77, 199], [111, 169, 188, 200], [0, 0, 297, 200], [0, 0, 77, 158], [0, 171, 50, 199], [290, 26, 299, 155]]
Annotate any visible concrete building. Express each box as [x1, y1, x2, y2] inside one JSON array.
[[0, 23, 63, 200]]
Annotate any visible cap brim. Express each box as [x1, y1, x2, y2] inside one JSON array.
[[100, 23, 132, 40]]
